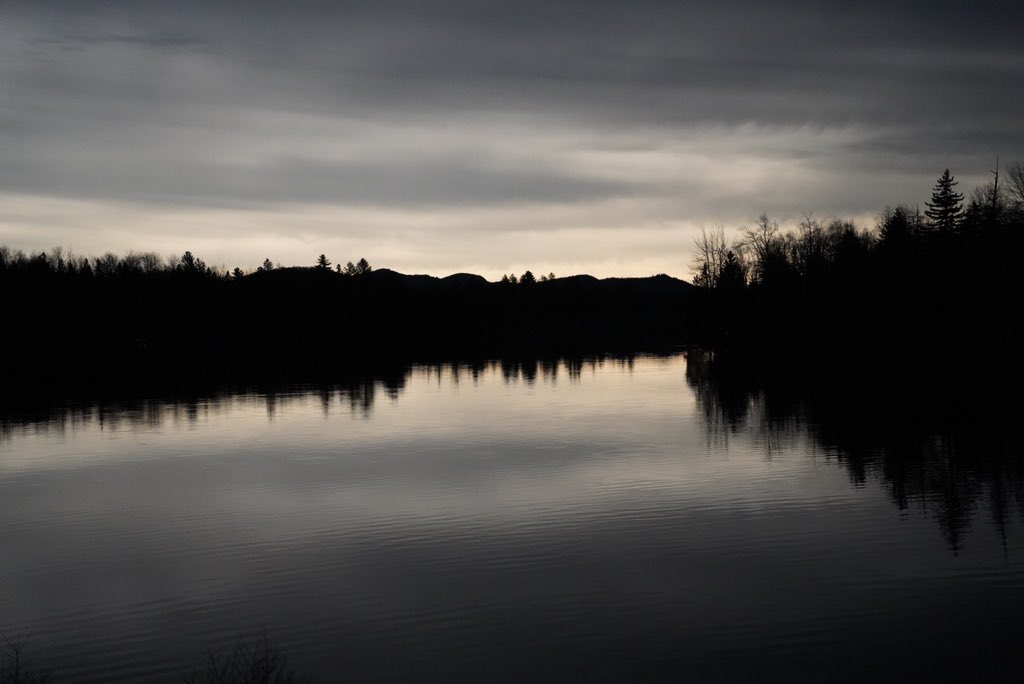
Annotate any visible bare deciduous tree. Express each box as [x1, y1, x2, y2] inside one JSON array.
[[1006, 161, 1024, 209], [740, 213, 787, 284], [0, 631, 50, 684], [689, 225, 730, 288]]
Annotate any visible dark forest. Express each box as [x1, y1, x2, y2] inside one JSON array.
[[3, 165, 1022, 391]]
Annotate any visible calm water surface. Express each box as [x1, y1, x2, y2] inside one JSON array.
[[2, 353, 1022, 681]]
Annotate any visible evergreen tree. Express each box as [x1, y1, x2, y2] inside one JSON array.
[[878, 205, 915, 247], [316, 254, 331, 270], [925, 169, 964, 234], [717, 250, 746, 293]]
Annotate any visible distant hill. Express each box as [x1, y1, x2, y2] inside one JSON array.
[[441, 272, 490, 289], [364, 267, 693, 296]]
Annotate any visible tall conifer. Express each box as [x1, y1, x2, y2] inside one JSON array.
[[925, 169, 964, 233]]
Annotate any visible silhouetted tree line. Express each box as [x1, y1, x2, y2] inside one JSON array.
[[689, 164, 1024, 369], [5, 163, 1021, 390], [0, 243, 691, 390], [499, 270, 556, 285]]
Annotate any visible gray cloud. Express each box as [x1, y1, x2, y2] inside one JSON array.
[[1, 0, 1022, 275], [0, 151, 644, 208]]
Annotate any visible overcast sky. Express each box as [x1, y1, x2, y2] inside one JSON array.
[[2, 0, 1022, 279]]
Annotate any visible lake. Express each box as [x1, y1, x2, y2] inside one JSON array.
[[2, 352, 1022, 682]]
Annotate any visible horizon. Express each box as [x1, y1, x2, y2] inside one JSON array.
[[0, 242, 692, 283]]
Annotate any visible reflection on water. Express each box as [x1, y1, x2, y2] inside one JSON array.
[[1, 352, 1022, 682], [6, 352, 1019, 554], [0, 354, 627, 439], [685, 350, 1024, 554]]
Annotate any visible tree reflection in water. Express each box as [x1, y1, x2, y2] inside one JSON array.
[[3, 350, 1017, 554], [685, 349, 1023, 554]]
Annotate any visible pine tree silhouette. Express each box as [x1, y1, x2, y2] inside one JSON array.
[[925, 169, 964, 234]]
